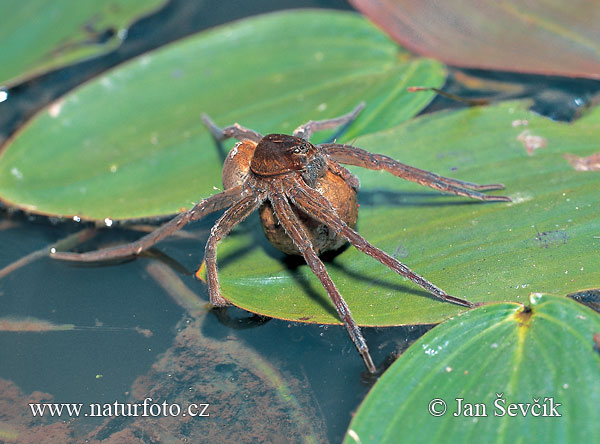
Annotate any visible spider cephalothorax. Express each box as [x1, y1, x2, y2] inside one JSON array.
[[226, 133, 358, 256], [52, 103, 510, 373]]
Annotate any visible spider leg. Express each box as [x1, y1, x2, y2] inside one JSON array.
[[293, 102, 365, 140], [269, 192, 376, 373], [202, 193, 263, 306], [202, 114, 263, 143], [327, 159, 360, 192], [51, 186, 245, 262], [321, 143, 511, 201], [285, 176, 472, 307]]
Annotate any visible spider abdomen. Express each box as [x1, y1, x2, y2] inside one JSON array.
[[222, 140, 257, 189], [259, 168, 358, 256]]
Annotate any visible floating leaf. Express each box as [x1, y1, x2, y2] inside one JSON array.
[[0, 0, 167, 86], [217, 100, 600, 325], [349, 0, 600, 79], [0, 10, 444, 220], [345, 294, 600, 443]]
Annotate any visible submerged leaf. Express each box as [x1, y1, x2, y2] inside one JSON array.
[[0, 317, 74, 332]]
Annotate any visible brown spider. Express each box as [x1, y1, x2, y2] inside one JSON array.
[[51, 103, 510, 373]]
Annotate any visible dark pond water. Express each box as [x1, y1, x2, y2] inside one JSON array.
[[1, 1, 599, 443]]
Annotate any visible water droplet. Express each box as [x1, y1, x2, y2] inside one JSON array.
[[10, 167, 23, 180], [49, 100, 64, 117], [101, 77, 113, 89]]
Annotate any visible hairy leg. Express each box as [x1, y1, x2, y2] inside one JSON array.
[[285, 177, 472, 307], [51, 186, 245, 262], [269, 192, 376, 373], [293, 102, 365, 140], [322, 143, 511, 201], [327, 159, 360, 192], [202, 114, 263, 143], [202, 194, 263, 306]]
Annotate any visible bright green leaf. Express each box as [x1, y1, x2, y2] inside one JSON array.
[[345, 294, 600, 443], [217, 100, 600, 325], [0, 0, 167, 86], [0, 10, 444, 220]]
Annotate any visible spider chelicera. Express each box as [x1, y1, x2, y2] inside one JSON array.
[[52, 103, 510, 373]]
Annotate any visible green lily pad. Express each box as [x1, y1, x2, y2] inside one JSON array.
[[0, 10, 444, 219], [217, 100, 600, 325], [345, 294, 600, 443], [0, 0, 167, 86]]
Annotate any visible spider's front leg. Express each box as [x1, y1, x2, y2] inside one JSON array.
[[51, 186, 245, 262], [285, 176, 472, 307], [201, 194, 263, 306], [321, 143, 511, 202], [293, 102, 365, 140], [269, 192, 376, 373], [202, 114, 263, 143], [327, 159, 360, 192]]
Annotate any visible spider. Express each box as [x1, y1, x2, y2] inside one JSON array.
[[52, 103, 510, 373]]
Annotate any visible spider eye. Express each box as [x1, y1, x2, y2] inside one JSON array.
[[293, 143, 310, 154]]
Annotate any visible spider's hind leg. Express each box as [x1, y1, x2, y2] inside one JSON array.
[[202, 114, 263, 143], [293, 102, 365, 141], [269, 192, 376, 373]]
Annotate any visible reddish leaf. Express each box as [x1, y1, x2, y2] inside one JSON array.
[[350, 0, 600, 79]]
